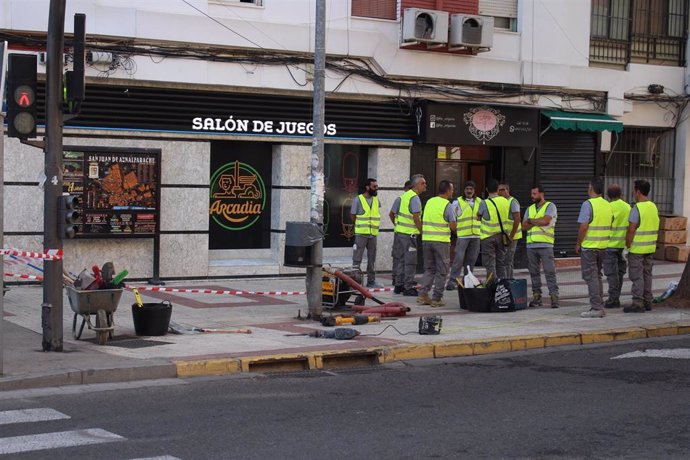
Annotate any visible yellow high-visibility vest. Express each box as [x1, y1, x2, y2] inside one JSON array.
[[582, 197, 612, 250], [630, 201, 659, 254], [422, 196, 451, 243], [456, 198, 482, 237], [353, 195, 380, 236], [526, 201, 556, 245], [394, 189, 420, 235], [480, 196, 511, 241], [504, 197, 523, 240], [607, 199, 631, 249]]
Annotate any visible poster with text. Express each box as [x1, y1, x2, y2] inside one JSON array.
[[62, 147, 160, 238], [209, 141, 272, 250]]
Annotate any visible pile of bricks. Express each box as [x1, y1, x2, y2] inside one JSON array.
[[654, 215, 689, 262]]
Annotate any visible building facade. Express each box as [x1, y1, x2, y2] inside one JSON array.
[[2, 0, 688, 280]]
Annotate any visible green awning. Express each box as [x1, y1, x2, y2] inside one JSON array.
[[542, 110, 623, 133]]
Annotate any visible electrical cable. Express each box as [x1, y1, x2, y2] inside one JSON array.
[[361, 324, 418, 336]]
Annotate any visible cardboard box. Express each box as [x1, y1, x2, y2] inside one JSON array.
[[659, 215, 687, 231], [658, 230, 687, 244], [665, 245, 690, 263], [654, 244, 667, 260]]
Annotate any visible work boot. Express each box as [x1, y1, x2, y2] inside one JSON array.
[[550, 294, 560, 309], [393, 285, 404, 294], [403, 288, 419, 297], [430, 297, 446, 308], [604, 299, 621, 309], [528, 292, 542, 308], [366, 280, 384, 289], [580, 308, 605, 318], [416, 294, 432, 305], [644, 302, 652, 311], [445, 281, 458, 291], [623, 301, 645, 313]]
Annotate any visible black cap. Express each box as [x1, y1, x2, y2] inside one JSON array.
[[464, 180, 477, 189]]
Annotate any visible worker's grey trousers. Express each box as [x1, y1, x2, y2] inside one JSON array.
[[448, 237, 480, 284], [527, 247, 559, 296], [628, 253, 653, 305], [603, 248, 627, 302], [392, 233, 418, 290], [419, 241, 450, 300], [352, 235, 377, 282], [581, 249, 605, 310], [505, 238, 518, 279], [480, 234, 508, 281]]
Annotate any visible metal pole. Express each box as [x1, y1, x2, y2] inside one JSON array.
[[306, 0, 326, 318], [0, 114, 4, 373], [42, 0, 66, 351]]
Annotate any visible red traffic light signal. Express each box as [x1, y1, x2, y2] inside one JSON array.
[[7, 54, 38, 139]]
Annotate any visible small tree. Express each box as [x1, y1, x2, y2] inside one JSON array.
[[663, 258, 690, 308]]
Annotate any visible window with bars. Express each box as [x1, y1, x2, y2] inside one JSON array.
[[590, 0, 688, 67], [604, 127, 675, 213]]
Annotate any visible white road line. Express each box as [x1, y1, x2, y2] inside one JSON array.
[[0, 408, 70, 426], [129, 456, 181, 460], [612, 348, 690, 360], [0, 428, 124, 455]]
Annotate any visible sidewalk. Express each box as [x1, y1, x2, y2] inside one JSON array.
[[1, 261, 689, 391]]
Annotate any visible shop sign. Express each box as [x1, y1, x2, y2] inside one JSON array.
[[193, 117, 337, 136], [62, 147, 160, 238], [418, 102, 539, 147], [209, 142, 272, 250]]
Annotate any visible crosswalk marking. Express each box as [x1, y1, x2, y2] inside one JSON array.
[[0, 408, 70, 426], [612, 348, 690, 360], [0, 428, 124, 455]]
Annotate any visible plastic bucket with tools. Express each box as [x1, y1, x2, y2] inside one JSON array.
[[131, 301, 172, 336]]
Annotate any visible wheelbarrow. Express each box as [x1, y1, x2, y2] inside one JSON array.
[[65, 285, 123, 345]]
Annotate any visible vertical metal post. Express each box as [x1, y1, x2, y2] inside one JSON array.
[[42, 0, 66, 351], [0, 113, 4, 373], [306, 0, 326, 318]]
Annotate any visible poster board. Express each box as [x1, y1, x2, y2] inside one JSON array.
[[62, 146, 161, 238]]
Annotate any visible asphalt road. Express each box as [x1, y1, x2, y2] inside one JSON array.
[[1, 336, 689, 459]]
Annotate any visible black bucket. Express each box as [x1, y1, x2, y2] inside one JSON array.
[[131, 301, 172, 336]]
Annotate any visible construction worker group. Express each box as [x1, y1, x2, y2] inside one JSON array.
[[351, 175, 659, 316]]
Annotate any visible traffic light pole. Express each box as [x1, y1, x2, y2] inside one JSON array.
[[42, 0, 66, 351]]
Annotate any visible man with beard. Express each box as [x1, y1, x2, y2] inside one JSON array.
[[446, 180, 482, 291], [351, 178, 383, 288], [522, 185, 560, 308]]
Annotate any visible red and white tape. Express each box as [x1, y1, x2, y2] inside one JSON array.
[[125, 285, 306, 296], [4, 272, 44, 281], [1, 248, 63, 260]]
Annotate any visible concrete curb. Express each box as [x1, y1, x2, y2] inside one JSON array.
[[174, 321, 690, 378]]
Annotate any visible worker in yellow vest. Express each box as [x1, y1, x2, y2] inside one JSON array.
[[603, 184, 631, 309], [477, 179, 515, 281], [576, 177, 613, 318], [624, 179, 660, 313], [389, 180, 412, 290], [498, 181, 523, 279], [417, 180, 457, 307], [351, 178, 382, 288], [392, 174, 427, 296], [446, 180, 482, 291], [522, 185, 559, 308]]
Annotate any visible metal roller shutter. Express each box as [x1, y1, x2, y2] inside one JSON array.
[[539, 130, 597, 256]]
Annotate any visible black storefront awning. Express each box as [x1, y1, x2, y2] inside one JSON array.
[[542, 110, 623, 133]]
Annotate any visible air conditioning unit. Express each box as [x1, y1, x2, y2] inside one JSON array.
[[401, 8, 449, 45], [449, 14, 494, 50]]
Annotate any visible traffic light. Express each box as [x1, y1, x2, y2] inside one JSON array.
[[7, 53, 38, 139], [65, 13, 85, 115], [58, 195, 81, 239]]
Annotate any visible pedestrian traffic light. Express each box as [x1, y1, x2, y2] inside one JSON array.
[[7, 53, 38, 139], [64, 13, 85, 115], [58, 195, 80, 239]]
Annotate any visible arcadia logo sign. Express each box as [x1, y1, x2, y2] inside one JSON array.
[[209, 161, 266, 231]]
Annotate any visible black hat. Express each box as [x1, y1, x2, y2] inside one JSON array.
[[464, 180, 477, 189]]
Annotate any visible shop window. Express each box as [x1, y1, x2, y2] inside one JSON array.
[[352, 0, 398, 20], [590, 0, 689, 67], [604, 128, 675, 213]]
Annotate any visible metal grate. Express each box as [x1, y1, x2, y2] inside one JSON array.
[[604, 127, 675, 213]]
